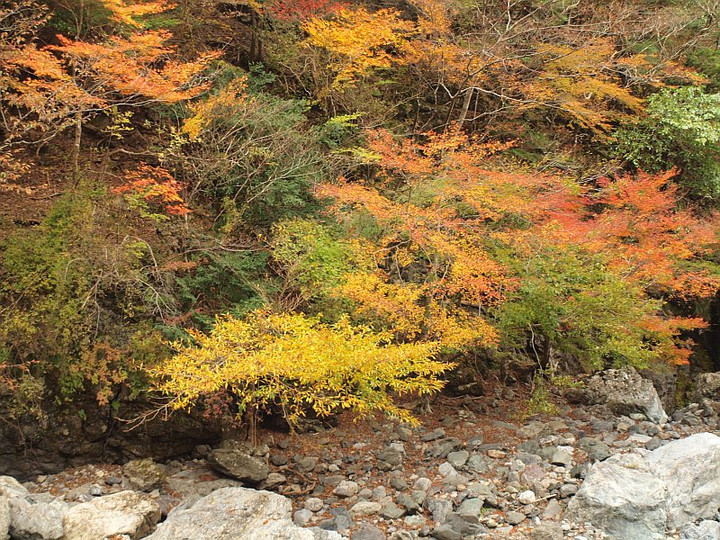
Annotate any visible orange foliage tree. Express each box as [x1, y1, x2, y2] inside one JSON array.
[[0, 0, 218, 178], [318, 125, 720, 369]]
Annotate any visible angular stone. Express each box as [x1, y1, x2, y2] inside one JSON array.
[[351, 523, 386, 540], [505, 511, 525, 525], [333, 480, 359, 498], [550, 449, 573, 467], [349, 501, 382, 517], [585, 368, 668, 424], [381, 501, 405, 519], [465, 455, 488, 474], [431, 524, 462, 540], [63, 491, 161, 540], [123, 458, 166, 491], [208, 448, 269, 485], [530, 522, 564, 540], [426, 498, 452, 524], [446, 451, 469, 469], [455, 498, 483, 522]]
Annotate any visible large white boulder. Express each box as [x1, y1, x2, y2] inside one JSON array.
[[8, 495, 68, 540], [645, 432, 720, 529], [63, 490, 161, 540], [147, 487, 328, 540], [567, 433, 720, 539], [0, 497, 9, 540]]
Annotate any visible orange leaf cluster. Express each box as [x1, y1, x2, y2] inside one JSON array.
[[320, 126, 720, 365], [51, 32, 218, 104], [114, 164, 191, 217]]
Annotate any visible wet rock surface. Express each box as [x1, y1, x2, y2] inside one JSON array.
[[5, 370, 720, 539]]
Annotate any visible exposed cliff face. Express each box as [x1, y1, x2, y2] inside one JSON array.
[[0, 399, 222, 480]]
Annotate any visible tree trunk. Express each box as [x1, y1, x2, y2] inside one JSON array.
[[72, 111, 82, 185]]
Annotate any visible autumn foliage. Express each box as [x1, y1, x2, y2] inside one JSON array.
[[2, 0, 720, 428]]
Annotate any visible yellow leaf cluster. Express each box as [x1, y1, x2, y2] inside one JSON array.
[[527, 39, 646, 133], [302, 8, 415, 89], [100, 0, 173, 27], [182, 78, 248, 141], [152, 310, 450, 426]]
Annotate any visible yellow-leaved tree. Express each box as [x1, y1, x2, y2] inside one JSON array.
[[151, 310, 450, 437]]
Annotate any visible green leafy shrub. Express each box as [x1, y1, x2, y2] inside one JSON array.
[[615, 86, 720, 200]]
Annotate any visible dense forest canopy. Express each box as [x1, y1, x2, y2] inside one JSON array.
[[2, 0, 720, 428]]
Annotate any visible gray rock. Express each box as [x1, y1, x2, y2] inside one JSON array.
[[389, 477, 408, 491], [455, 498, 483, 521], [550, 449, 573, 467], [567, 452, 668, 539], [147, 487, 316, 539], [505, 511, 525, 525], [377, 449, 403, 470], [426, 498, 452, 524], [426, 438, 462, 459], [446, 451, 469, 469], [297, 457, 317, 473], [465, 455, 488, 474], [8, 496, 68, 540], [430, 524, 462, 540], [294, 509, 313, 526], [413, 478, 432, 492], [381, 501, 405, 519], [123, 458, 166, 491], [351, 523, 386, 540], [334, 481, 359, 498], [396, 493, 420, 513], [350, 501, 382, 517], [305, 498, 324, 512], [421, 429, 445, 442], [262, 472, 287, 490], [585, 368, 668, 424], [466, 482, 498, 507], [694, 372, 720, 401], [542, 499, 563, 520], [403, 515, 425, 527], [63, 490, 161, 540], [530, 523, 564, 540], [165, 467, 240, 501], [208, 448, 269, 485]]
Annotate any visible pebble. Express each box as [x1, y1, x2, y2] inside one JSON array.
[[350, 501, 383, 517], [293, 508, 313, 526], [334, 480, 360, 497], [518, 489, 536, 505], [305, 497, 324, 512], [506, 510, 526, 525]]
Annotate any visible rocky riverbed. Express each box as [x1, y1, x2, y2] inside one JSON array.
[[3, 367, 720, 540]]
